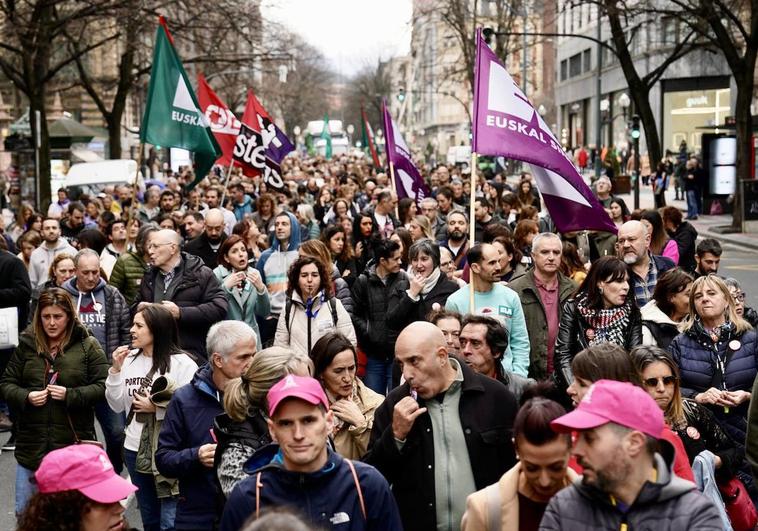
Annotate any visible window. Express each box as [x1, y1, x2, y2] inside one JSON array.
[[662, 17, 678, 45], [569, 53, 582, 77], [583, 49, 592, 72], [561, 59, 568, 81]]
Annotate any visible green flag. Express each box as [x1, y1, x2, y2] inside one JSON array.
[[321, 113, 332, 160], [140, 18, 221, 187]]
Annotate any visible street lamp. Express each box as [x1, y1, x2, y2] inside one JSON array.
[[618, 92, 631, 117], [537, 104, 547, 116]]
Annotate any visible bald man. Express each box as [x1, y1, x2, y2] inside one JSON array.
[[134, 228, 227, 359], [183, 208, 228, 268], [616, 220, 675, 306], [365, 322, 517, 531]]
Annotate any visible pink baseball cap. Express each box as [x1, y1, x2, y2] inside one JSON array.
[[35, 444, 138, 503], [551, 379, 665, 438], [267, 375, 329, 417]]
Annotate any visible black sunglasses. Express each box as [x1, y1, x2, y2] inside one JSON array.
[[644, 376, 677, 387]]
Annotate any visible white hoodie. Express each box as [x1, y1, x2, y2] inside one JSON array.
[[28, 238, 77, 288]]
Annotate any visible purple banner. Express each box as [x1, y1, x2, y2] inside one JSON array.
[[472, 29, 616, 234], [382, 99, 431, 203]]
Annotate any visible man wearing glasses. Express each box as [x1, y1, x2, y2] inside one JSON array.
[[133, 229, 227, 360]]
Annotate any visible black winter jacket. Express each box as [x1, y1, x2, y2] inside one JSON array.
[[0, 250, 31, 330], [364, 360, 518, 531], [385, 272, 459, 331], [554, 298, 643, 389], [670, 221, 698, 272], [183, 232, 227, 269], [134, 253, 227, 359], [350, 266, 408, 360]]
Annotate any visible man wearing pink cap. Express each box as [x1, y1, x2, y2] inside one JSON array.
[[219, 374, 402, 531], [540, 379, 721, 530]]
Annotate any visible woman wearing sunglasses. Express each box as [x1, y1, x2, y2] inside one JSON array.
[[632, 345, 739, 475]]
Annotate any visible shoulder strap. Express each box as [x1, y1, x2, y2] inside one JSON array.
[[329, 297, 338, 326], [345, 459, 367, 520], [486, 482, 501, 529], [284, 296, 293, 335], [255, 471, 263, 519]]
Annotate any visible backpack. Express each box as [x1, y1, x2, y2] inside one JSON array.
[[284, 296, 338, 334]]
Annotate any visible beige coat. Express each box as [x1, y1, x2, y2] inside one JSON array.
[[461, 461, 578, 531], [331, 378, 384, 460]]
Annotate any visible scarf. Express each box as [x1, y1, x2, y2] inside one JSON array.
[[407, 267, 442, 298], [326, 381, 358, 432], [576, 293, 632, 347], [690, 317, 735, 345]]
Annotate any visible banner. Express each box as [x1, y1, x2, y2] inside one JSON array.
[[472, 29, 615, 233], [382, 98, 431, 203], [242, 89, 294, 164], [140, 17, 221, 187], [361, 105, 381, 168], [197, 73, 240, 167]]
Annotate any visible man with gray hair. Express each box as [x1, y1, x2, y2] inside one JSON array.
[[156, 320, 257, 530], [509, 233, 577, 380], [62, 247, 131, 472], [420, 197, 448, 241], [617, 220, 675, 307]]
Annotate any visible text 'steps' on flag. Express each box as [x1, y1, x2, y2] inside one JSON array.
[[472, 28, 616, 234], [140, 17, 221, 189], [361, 105, 381, 168], [231, 89, 291, 191], [197, 73, 240, 167], [382, 98, 431, 204]]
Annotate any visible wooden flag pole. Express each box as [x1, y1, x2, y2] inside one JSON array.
[[126, 143, 144, 226], [469, 151, 478, 312], [389, 160, 399, 219], [219, 159, 236, 208]]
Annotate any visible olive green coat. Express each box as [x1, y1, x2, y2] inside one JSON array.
[[108, 250, 149, 305], [0, 323, 108, 470]]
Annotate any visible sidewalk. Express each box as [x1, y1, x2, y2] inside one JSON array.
[[613, 186, 758, 252]]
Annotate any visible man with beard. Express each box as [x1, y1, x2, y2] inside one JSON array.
[[542, 380, 720, 530], [183, 208, 227, 268], [439, 211, 470, 270], [616, 220, 674, 307]]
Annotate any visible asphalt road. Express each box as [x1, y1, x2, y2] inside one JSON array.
[[0, 245, 756, 529]]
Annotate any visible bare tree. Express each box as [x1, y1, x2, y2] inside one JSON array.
[[343, 60, 391, 132]]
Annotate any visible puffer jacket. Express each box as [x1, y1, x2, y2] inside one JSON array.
[[508, 270, 577, 381], [669, 325, 758, 448], [641, 299, 680, 350], [539, 452, 722, 530], [155, 363, 225, 530], [0, 323, 108, 470], [331, 265, 354, 315], [108, 250, 149, 305], [135, 252, 228, 359], [213, 409, 271, 497], [350, 265, 408, 360], [273, 291, 356, 358], [554, 297, 643, 389], [385, 269, 460, 331]]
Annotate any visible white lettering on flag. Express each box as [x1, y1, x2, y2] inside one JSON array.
[[173, 76, 196, 111], [530, 165, 591, 207]]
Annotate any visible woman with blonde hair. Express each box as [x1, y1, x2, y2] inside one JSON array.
[[213, 346, 312, 496], [408, 215, 434, 242], [670, 274, 758, 499]]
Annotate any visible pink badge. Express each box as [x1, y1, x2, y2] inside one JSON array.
[[686, 426, 701, 440]]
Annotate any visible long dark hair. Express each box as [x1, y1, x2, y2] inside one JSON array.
[[134, 304, 183, 374], [398, 197, 415, 225], [576, 256, 631, 310], [321, 225, 353, 262], [641, 209, 669, 255], [33, 287, 80, 353], [653, 268, 694, 318], [311, 332, 356, 379]]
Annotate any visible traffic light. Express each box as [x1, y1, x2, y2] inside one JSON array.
[[631, 114, 641, 140], [397, 88, 406, 103]]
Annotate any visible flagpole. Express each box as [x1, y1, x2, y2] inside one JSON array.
[[469, 150, 478, 312], [126, 142, 144, 226], [389, 160, 399, 219], [219, 159, 236, 207]]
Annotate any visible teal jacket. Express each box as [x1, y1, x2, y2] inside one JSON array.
[[213, 265, 271, 347]]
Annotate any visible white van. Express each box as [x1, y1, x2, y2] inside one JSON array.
[[53, 159, 144, 195]]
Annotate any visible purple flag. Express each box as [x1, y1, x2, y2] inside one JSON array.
[[382, 99, 431, 203], [472, 30, 616, 234]]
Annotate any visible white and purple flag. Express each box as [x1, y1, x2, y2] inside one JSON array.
[[472, 30, 616, 234], [382, 98, 431, 204]]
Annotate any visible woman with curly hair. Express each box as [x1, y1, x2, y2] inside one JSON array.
[[273, 256, 356, 357], [17, 444, 137, 531]]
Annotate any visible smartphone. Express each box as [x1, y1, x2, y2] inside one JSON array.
[[48, 372, 59, 385]]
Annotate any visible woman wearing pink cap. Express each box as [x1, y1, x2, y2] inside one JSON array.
[[17, 443, 137, 531]]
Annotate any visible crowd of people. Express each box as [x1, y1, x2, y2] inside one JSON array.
[[0, 150, 754, 531]]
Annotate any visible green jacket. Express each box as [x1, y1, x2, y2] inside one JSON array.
[[108, 250, 149, 305], [0, 323, 109, 470], [508, 270, 576, 381]]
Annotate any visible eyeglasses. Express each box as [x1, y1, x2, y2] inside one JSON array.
[[643, 376, 677, 387], [147, 242, 172, 251], [733, 292, 746, 302]]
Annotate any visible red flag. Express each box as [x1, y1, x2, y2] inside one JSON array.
[[196, 73, 240, 167], [361, 105, 381, 168]]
